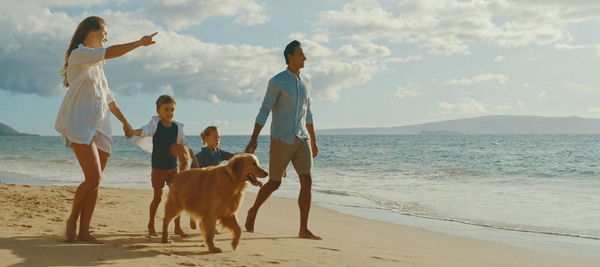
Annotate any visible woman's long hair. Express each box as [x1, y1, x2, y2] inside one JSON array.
[[60, 16, 105, 87]]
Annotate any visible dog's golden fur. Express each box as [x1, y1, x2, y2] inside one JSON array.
[[162, 143, 268, 253]]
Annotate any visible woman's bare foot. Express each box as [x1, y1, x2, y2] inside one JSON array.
[[65, 218, 77, 242], [77, 233, 103, 244], [174, 228, 189, 238], [245, 207, 257, 232], [299, 229, 322, 240]]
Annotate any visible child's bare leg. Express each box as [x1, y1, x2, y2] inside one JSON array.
[[174, 215, 188, 237], [148, 188, 162, 237]]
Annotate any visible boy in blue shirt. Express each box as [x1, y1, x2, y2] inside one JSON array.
[[132, 94, 199, 237]]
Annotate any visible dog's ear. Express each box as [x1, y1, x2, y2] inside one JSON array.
[[231, 157, 244, 175]]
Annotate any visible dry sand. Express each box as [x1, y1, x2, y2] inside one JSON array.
[[0, 182, 598, 267]]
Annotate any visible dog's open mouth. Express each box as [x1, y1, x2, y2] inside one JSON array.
[[246, 173, 262, 187]]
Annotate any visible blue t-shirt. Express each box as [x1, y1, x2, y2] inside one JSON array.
[[193, 147, 234, 168], [152, 122, 178, 170]]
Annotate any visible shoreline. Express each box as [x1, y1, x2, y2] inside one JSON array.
[[2, 170, 600, 264]]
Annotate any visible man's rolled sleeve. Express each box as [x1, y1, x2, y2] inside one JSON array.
[[305, 96, 313, 124], [256, 80, 278, 126]]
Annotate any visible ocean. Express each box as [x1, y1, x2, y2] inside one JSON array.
[[1, 134, 599, 254]]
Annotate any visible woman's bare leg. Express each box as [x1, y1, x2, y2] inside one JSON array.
[[67, 138, 104, 243], [77, 148, 109, 243]]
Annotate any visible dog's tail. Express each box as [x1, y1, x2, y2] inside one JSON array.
[[170, 143, 191, 172]]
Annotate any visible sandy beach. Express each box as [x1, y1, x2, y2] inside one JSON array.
[[0, 181, 598, 267]]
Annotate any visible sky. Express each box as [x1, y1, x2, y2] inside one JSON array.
[[2, 0, 600, 136]]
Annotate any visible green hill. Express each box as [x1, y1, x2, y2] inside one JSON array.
[[316, 115, 600, 135], [0, 123, 36, 136]]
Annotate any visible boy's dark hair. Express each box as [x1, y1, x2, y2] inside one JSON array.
[[156, 94, 176, 109], [284, 40, 301, 65]]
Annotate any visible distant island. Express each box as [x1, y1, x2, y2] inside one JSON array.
[[315, 115, 600, 135], [419, 130, 462, 135], [0, 122, 37, 136]]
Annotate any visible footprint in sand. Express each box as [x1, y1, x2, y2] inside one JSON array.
[[371, 256, 399, 262], [176, 262, 196, 266], [316, 246, 340, 252]]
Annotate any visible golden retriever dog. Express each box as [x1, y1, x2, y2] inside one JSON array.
[[162, 143, 268, 253]]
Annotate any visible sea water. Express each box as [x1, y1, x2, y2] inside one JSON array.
[[1, 135, 599, 252]]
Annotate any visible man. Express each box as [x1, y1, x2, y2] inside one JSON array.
[[244, 40, 321, 240]]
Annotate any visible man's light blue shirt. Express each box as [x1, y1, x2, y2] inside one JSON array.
[[256, 68, 314, 145]]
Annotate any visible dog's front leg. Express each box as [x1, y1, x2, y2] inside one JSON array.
[[200, 215, 221, 253], [162, 199, 182, 243], [220, 215, 241, 250]]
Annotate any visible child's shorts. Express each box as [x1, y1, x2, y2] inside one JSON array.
[[151, 168, 178, 189]]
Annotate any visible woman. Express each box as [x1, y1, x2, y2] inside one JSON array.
[[55, 16, 157, 243]]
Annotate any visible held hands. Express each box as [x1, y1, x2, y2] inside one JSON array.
[[139, 32, 158, 46], [123, 123, 134, 139]]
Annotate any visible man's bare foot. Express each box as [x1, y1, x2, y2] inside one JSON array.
[[65, 218, 77, 242], [77, 233, 103, 244], [245, 207, 257, 232], [174, 228, 189, 238], [299, 229, 322, 240], [162, 237, 173, 243]]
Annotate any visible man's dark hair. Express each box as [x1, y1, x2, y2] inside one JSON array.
[[284, 40, 301, 65]]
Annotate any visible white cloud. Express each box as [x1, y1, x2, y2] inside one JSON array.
[[517, 99, 526, 109], [288, 33, 389, 100], [386, 54, 422, 63], [494, 56, 504, 62], [0, 3, 391, 103], [553, 43, 591, 50], [318, 0, 600, 55], [308, 61, 379, 101], [563, 82, 600, 94], [394, 83, 421, 99], [438, 98, 487, 114], [311, 29, 330, 43], [443, 74, 509, 85], [588, 108, 600, 113], [595, 44, 600, 56], [539, 91, 547, 100], [138, 0, 269, 30]]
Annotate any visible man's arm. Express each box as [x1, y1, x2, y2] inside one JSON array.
[[245, 123, 264, 154], [247, 79, 277, 154], [306, 123, 318, 158]]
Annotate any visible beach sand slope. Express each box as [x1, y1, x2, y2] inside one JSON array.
[[0, 182, 598, 267]]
